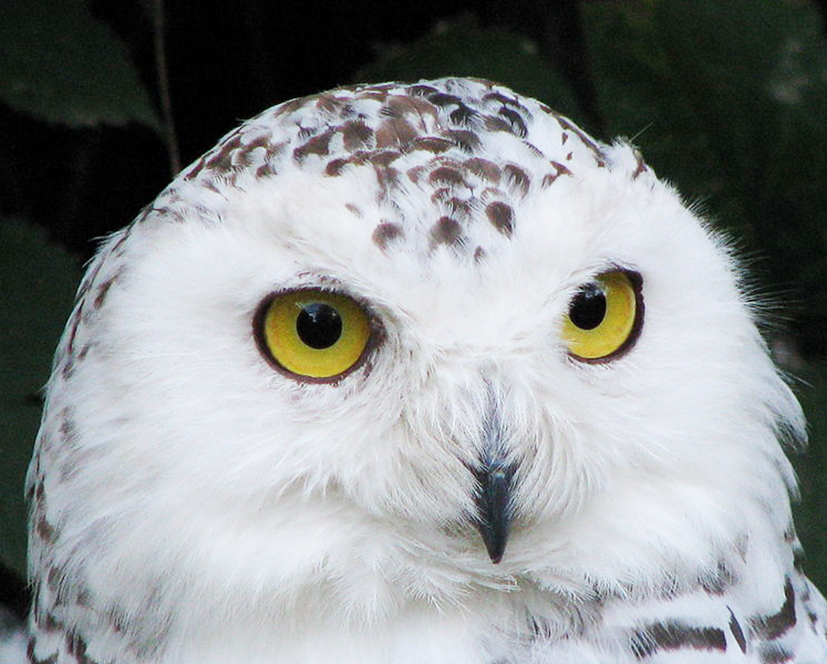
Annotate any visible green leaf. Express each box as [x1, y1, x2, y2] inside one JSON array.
[[356, 15, 582, 119], [792, 361, 827, 590], [584, 0, 827, 321], [0, 218, 82, 577], [0, 0, 161, 130]]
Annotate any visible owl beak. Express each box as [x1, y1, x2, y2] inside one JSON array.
[[473, 457, 514, 564]]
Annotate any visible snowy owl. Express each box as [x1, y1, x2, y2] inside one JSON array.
[[26, 77, 827, 663]]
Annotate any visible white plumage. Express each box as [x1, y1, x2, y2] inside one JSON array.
[[26, 78, 827, 663]]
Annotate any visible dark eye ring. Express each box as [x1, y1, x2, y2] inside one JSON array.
[[562, 270, 643, 362]]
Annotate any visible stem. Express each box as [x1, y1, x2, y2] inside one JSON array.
[[152, 0, 180, 175]]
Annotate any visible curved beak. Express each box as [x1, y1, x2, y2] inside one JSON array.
[[472, 397, 515, 564], [473, 458, 514, 564]]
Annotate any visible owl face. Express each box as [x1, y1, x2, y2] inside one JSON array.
[[31, 79, 801, 640]]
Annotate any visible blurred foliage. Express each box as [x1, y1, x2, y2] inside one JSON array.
[[358, 15, 581, 119], [795, 361, 827, 591], [0, 0, 826, 598], [0, 0, 160, 129], [0, 219, 82, 577]]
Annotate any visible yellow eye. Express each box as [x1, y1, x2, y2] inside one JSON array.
[[562, 270, 642, 361], [255, 290, 372, 380]]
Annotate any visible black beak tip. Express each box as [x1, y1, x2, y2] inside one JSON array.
[[474, 465, 513, 565], [483, 534, 506, 565]]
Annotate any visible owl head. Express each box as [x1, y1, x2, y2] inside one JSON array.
[[28, 78, 802, 653]]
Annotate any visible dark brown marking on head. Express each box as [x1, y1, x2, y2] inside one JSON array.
[[60, 357, 74, 381], [406, 165, 426, 183], [429, 167, 467, 187], [244, 134, 271, 151], [345, 203, 363, 217], [537, 102, 561, 118], [326, 159, 348, 177], [273, 97, 308, 118], [204, 149, 233, 174], [65, 629, 93, 661], [384, 95, 438, 122], [36, 514, 56, 544], [793, 544, 806, 572], [562, 133, 569, 145], [632, 152, 648, 179], [360, 90, 394, 103], [427, 92, 462, 108], [372, 222, 403, 250], [783, 525, 797, 543], [412, 137, 454, 154], [403, 96, 441, 123], [729, 609, 747, 654], [46, 567, 65, 598], [431, 216, 463, 246], [375, 118, 418, 150], [297, 125, 316, 141], [430, 188, 453, 205], [93, 273, 120, 310], [65, 306, 83, 355], [76, 587, 93, 609], [749, 578, 796, 640], [542, 161, 573, 187], [464, 158, 501, 184], [106, 608, 128, 634], [58, 409, 75, 438], [266, 140, 287, 160], [483, 91, 523, 108], [235, 148, 255, 169], [113, 224, 133, 251], [408, 84, 441, 97], [498, 107, 528, 137], [555, 116, 603, 156], [566, 151, 573, 161], [256, 163, 277, 179], [205, 132, 245, 174], [523, 141, 543, 157], [486, 202, 515, 236], [474, 246, 486, 262], [315, 94, 348, 114], [293, 127, 336, 162], [373, 164, 400, 196], [443, 129, 480, 152], [758, 643, 793, 663], [503, 164, 530, 197], [342, 120, 374, 151], [630, 621, 727, 659], [449, 104, 478, 126], [484, 115, 513, 134], [204, 181, 222, 196], [481, 187, 507, 203], [41, 611, 63, 632], [445, 197, 473, 218], [369, 150, 403, 167], [183, 155, 208, 181]]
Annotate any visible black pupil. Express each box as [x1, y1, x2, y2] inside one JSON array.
[[296, 303, 343, 349], [569, 284, 607, 330]]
